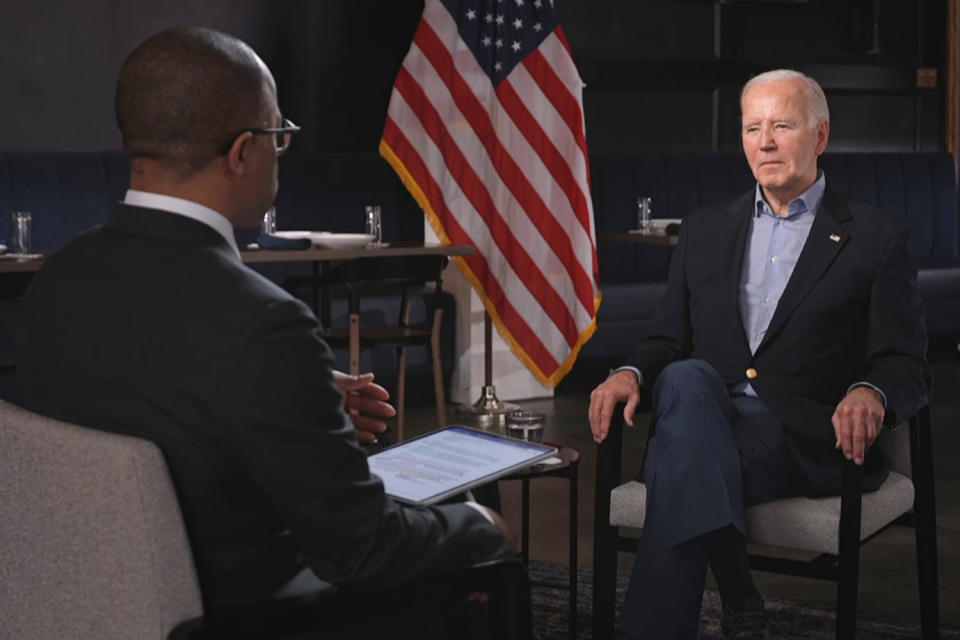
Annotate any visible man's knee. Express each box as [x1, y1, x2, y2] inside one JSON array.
[[652, 359, 726, 406]]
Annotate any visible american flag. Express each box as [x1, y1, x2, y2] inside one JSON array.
[[379, 0, 599, 387]]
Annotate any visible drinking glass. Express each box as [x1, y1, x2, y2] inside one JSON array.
[[364, 205, 385, 247], [11, 211, 32, 254], [261, 206, 277, 235], [636, 197, 652, 233]]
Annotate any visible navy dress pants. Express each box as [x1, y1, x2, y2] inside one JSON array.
[[620, 359, 807, 639]]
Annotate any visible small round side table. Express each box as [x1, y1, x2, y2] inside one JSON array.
[[502, 444, 580, 640]]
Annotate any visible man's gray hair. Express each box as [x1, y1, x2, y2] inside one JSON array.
[[740, 69, 830, 125]]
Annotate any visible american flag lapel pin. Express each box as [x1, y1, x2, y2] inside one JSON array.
[[829, 234, 841, 242]]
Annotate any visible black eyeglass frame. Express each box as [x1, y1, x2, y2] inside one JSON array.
[[229, 118, 301, 155]]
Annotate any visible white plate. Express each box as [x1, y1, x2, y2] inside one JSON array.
[[273, 231, 376, 249]]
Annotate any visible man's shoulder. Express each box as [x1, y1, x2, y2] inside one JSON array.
[[824, 191, 909, 238]]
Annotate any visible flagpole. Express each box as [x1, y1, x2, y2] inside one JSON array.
[[456, 311, 518, 425]]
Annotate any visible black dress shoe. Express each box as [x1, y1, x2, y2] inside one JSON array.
[[721, 594, 772, 640]]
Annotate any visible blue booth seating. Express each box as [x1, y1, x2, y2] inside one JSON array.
[[0, 151, 452, 402], [2, 150, 957, 395], [566, 151, 960, 390]]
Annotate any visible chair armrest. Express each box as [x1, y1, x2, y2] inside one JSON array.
[[182, 558, 530, 640], [594, 402, 626, 525]]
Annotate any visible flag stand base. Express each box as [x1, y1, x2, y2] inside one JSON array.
[[456, 385, 519, 426], [455, 311, 519, 426]]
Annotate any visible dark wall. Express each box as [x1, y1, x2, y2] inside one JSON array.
[[559, 0, 947, 154], [0, 0, 949, 155]]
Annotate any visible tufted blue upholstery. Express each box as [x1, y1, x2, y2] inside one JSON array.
[[0, 151, 445, 401], [1, 150, 956, 390], [592, 152, 958, 285], [0, 151, 425, 252], [0, 152, 128, 251]]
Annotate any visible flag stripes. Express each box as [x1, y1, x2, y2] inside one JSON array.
[[380, 0, 599, 386]]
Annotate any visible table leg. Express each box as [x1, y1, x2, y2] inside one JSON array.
[[569, 462, 578, 640], [521, 477, 530, 565]]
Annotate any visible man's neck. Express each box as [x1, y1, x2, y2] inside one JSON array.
[[128, 159, 236, 225], [761, 181, 815, 216]]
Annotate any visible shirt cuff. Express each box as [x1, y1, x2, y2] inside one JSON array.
[[611, 366, 643, 387], [847, 381, 887, 408], [465, 501, 494, 524]]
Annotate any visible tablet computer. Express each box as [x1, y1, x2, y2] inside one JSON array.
[[367, 425, 557, 505]]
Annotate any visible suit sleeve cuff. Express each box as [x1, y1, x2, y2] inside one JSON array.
[[847, 381, 887, 408], [464, 501, 494, 524], [611, 366, 643, 388]]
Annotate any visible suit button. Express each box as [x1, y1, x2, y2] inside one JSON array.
[[745, 367, 758, 380]]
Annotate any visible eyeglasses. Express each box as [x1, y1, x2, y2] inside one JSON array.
[[238, 118, 301, 155]]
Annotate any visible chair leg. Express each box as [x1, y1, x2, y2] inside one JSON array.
[[348, 312, 360, 375], [592, 523, 618, 640], [593, 413, 624, 640], [836, 459, 863, 640], [911, 407, 941, 639], [395, 346, 406, 443], [430, 307, 445, 428]]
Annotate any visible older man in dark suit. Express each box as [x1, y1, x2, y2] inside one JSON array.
[[15, 26, 514, 637], [588, 69, 931, 639]]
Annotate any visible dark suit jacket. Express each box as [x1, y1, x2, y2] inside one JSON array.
[[15, 203, 509, 605], [625, 189, 932, 493]]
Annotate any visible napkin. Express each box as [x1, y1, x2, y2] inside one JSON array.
[[257, 232, 311, 250]]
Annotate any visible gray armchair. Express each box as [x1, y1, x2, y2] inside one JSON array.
[[0, 399, 203, 639], [0, 400, 531, 640], [592, 405, 940, 639]]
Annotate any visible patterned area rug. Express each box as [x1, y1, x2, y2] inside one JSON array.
[[528, 560, 957, 639]]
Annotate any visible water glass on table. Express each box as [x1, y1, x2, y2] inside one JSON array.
[[11, 211, 32, 254], [364, 204, 386, 247], [261, 206, 277, 235], [635, 196, 652, 233]]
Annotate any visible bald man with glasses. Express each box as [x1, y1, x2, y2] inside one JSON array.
[[15, 27, 516, 638]]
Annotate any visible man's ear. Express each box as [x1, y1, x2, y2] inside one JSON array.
[[815, 119, 830, 156], [224, 132, 253, 177]]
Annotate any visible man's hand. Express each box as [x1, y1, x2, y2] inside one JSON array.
[[333, 371, 396, 443], [831, 386, 885, 466], [588, 369, 641, 444]]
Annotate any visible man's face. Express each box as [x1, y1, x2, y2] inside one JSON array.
[[741, 79, 829, 205]]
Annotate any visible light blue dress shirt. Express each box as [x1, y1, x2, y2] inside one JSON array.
[[733, 173, 825, 395]]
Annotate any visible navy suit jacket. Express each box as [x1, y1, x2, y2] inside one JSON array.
[[15, 203, 509, 605], [625, 189, 932, 493]]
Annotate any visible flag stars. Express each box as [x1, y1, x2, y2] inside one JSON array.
[[495, 37, 503, 48], [495, 14, 504, 25], [484, 12, 493, 23], [534, 0, 542, 6], [515, 0, 524, 5], [466, 9, 476, 20], [494, 61, 502, 71], [513, 17, 523, 29], [511, 40, 521, 52], [482, 35, 492, 46], [533, 22, 543, 32]]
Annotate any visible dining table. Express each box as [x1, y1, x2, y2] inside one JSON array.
[[596, 231, 679, 246], [0, 242, 474, 275], [0, 242, 476, 319], [241, 241, 475, 328]]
